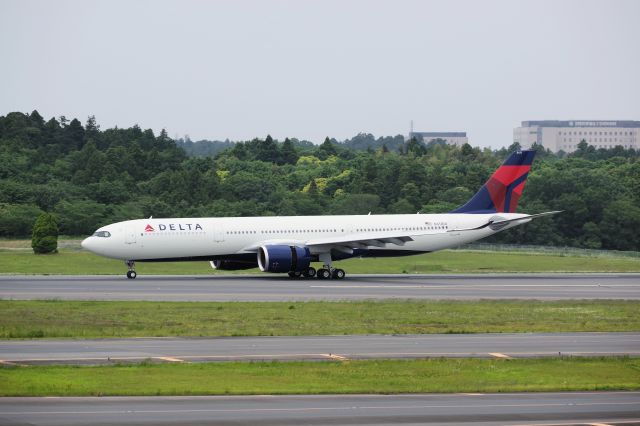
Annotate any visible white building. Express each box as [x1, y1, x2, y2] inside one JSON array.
[[514, 120, 640, 152], [409, 131, 469, 147]]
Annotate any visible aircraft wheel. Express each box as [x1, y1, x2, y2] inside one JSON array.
[[332, 269, 346, 279], [288, 271, 302, 278], [126, 270, 137, 279], [303, 267, 316, 278], [317, 268, 331, 279]]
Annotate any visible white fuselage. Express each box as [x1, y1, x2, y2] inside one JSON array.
[[81, 213, 529, 262]]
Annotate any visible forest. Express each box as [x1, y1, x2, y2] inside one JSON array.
[[1, 110, 639, 251]]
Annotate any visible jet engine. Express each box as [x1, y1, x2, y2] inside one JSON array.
[[257, 245, 313, 273], [210, 259, 257, 271]]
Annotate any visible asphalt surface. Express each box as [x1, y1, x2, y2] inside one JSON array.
[[1, 332, 638, 365], [1, 392, 639, 425], [2, 277, 639, 425], [1, 273, 639, 301]]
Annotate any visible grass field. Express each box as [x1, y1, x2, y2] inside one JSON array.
[[1, 357, 637, 396], [0, 248, 639, 275], [1, 300, 638, 338]]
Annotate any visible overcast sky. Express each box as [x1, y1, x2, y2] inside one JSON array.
[[1, 0, 639, 148]]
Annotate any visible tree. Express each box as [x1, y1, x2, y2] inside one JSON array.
[[461, 143, 475, 158], [405, 137, 426, 156], [507, 141, 522, 152], [29, 110, 45, 127], [389, 198, 415, 213], [600, 199, 640, 250], [307, 179, 319, 197], [64, 118, 85, 150], [2, 108, 640, 250], [231, 142, 249, 160], [318, 137, 337, 158], [280, 138, 299, 165], [85, 115, 100, 134], [256, 135, 280, 163], [0, 204, 44, 237], [54, 200, 108, 235], [31, 213, 58, 254], [330, 193, 380, 214]]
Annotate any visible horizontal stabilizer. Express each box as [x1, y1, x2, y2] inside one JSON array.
[[449, 211, 562, 232]]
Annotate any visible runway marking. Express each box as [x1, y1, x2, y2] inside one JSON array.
[[179, 353, 327, 360], [4, 401, 639, 416], [513, 422, 640, 426], [323, 353, 349, 361], [310, 284, 640, 289], [489, 352, 513, 359], [0, 354, 328, 364], [5, 349, 638, 365], [156, 357, 186, 363], [0, 359, 24, 367], [3, 356, 151, 362], [515, 422, 638, 426]]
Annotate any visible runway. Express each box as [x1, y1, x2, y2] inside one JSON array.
[[1, 392, 638, 425], [1, 273, 639, 301], [1, 332, 637, 365]]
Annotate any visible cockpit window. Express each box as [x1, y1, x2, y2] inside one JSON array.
[[92, 231, 111, 238]]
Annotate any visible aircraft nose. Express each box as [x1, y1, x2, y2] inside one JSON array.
[[81, 237, 92, 251]]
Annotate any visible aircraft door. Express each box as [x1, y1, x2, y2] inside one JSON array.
[[448, 218, 461, 237], [125, 226, 137, 244], [214, 228, 225, 243]]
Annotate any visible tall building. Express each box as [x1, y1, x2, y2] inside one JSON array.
[[514, 120, 640, 152], [408, 131, 469, 146]]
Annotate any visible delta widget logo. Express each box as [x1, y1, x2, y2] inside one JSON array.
[[143, 223, 203, 232]]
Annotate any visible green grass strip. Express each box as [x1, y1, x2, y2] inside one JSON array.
[[1, 357, 638, 396], [1, 300, 638, 338], [0, 249, 638, 274]]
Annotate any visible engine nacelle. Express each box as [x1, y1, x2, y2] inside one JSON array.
[[210, 259, 257, 271], [257, 245, 312, 273]]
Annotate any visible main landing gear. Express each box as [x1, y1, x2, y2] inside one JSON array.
[[288, 266, 345, 279], [288, 266, 317, 279], [125, 260, 137, 279], [315, 268, 345, 279], [286, 253, 346, 280], [315, 253, 346, 280]]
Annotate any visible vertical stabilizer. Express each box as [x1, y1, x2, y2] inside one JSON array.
[[452, 150, 535, 214]]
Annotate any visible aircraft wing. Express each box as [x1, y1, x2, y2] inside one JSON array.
[[304, 229, 442, 254], [241, 229, 443, 254], [449, 211, 562, 232]]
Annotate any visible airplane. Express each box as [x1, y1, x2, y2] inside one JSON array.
[[81, 150, 559, 279]]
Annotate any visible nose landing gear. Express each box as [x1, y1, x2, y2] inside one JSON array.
[[125, 260, 137, 279]]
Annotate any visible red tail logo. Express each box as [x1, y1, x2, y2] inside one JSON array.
[[485, 165, 531, 213], [144, 224, 155, 232], [452, 150, 536, 214]]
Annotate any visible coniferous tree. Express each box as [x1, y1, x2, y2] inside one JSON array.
[[280, 138, 298, 165], [257, 135, 280, 163], [318, 137, 337, 158], [31, 213, 58, 254]]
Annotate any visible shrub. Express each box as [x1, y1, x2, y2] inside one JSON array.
[[31, 213, 58, 254]]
